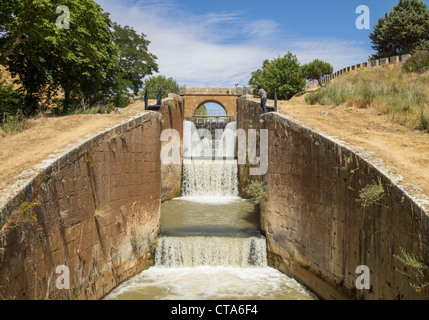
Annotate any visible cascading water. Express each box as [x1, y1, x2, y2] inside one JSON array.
[[182, 160, 239, 198], [155, 236, 267, 268], [104, 119, 316, 301]]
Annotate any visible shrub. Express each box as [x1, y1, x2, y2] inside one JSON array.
[[357, 178, 384, 208], [1, 109, 27, 135], [403, 51, 429, 74], [394, 247, 429, 292], [0, 82, 25, 120], [245, 180, 268, 206]]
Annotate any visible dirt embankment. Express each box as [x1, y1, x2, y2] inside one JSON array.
[[0, 100, 155, 193], [2, 79, 429, 203], [256, 90, 429, 200]]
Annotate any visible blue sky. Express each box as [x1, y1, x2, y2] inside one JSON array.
[[97, 0, 429, 87]]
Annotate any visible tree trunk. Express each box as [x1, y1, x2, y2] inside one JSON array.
[[63, 88, 71, 113], [1, 32, 29, 60]]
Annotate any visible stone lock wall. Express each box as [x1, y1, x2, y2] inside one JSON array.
[[236, 97, 263, 196], [0, 111, 162, 300], [237, 98, 429, 300], [160, 95, 185, 202]]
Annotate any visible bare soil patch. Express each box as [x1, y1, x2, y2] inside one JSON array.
[[0, 100, 154, 192], [257, 90, 429, 198]]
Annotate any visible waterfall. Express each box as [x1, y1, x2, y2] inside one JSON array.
[[183, 120, 236, 160], [104, 119, 316, 300], [182, 120, 239, 198], [155, 236, 267, 268], [182, 159, 239, 197]]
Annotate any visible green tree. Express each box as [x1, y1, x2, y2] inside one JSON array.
[[302, 59, 333, 86], [2, 0, 118, 113], [0, 82, 25, 118], [249, 52, 306, 100], [143, 75, 179, 99], [369, 0, 429, 59], [45, 0, 118, 111], [0, 0, 60, 63], [112, 23, 159, 96], [194, 104, 208, 116]]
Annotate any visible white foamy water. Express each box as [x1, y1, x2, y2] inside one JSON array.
[[175, 196, 243, 205], [105, 266, 315, 300], [182, 159, 239, 198], [155, 236, 267, 268], [183, 120, 237, 160], [103, 121, 317, 301]]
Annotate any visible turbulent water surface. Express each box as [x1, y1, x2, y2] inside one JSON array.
[[105, 124, 316, 300]]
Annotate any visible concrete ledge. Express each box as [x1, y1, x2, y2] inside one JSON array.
[[180, 87, 253, 96], [390, 56, 400, 64], [401, 54, 411, 63], [371, 60, 380, 67], [380, 58, 389, 65]]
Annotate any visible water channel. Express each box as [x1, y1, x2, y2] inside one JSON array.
[[104, 121, 316, 300]]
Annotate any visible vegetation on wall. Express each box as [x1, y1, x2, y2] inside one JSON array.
[[395, 247, 429, 292], [357, 178, 385, 208], [245, 179, 268, 206]]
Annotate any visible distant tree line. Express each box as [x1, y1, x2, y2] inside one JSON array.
[[249, 0, 429, 99], [249, 53, 333, 100]]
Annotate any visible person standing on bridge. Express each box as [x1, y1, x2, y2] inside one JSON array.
[[258, 85, 268, 114]]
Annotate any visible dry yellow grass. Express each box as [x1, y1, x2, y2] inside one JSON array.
[[0, 100, 155, 191], [1, 63, 429, 202], [255, 65, 429, 198]]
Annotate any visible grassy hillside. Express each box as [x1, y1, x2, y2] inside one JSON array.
[[305, 64, 429, 133]]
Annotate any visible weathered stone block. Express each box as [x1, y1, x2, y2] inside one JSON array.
[[370, 60, 379, 67], [380, 57, 389, 65], [390, 56, 400, 64], [0, 112, 162, 300], [401, 54, 411, 63]]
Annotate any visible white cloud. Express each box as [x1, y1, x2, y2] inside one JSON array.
[[290, 38, 371, 72], [98, 0, 371, 87]]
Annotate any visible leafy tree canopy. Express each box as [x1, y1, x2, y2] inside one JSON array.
[[248, 52, 306, 100], [2, 0, 119, 113], [302, 59, 333, 86], [369, 0, 429, 59], [143, 75, 179, 99], [112, 23, 159, 96]]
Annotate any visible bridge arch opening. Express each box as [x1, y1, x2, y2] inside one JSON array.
[[184, 101, 237, 160], [190, 101, 235, 131], [194, 101, 227, 116]]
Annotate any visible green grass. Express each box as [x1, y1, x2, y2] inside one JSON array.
[[394, 247, 429, 292], [305, 65, 429, 133], [357, 178, 384, 208], [245, 179, 268, 206], [1, 110, 28, 135]]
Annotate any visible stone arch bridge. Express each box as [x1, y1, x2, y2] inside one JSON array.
[[179, 87, 254, 119]]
